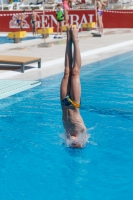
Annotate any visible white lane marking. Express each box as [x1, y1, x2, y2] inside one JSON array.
[[0, 39, 133, 79]]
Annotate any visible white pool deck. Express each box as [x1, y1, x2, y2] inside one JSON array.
[[0, 28, 133, 81]]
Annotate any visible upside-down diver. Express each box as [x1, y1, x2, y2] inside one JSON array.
[[60, 27, 88, 148]]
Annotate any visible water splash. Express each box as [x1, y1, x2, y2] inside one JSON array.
[[60, 132, 90, 148]]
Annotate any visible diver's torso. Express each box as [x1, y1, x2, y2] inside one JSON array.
[[62, 107, 86, 136], [31, 13, 36, 21], [97, 1, 102, 10]]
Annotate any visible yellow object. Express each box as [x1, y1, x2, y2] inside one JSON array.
[[62, 24, 77, 31], [9, 0, 13, 3], [37, 27, 53, 35], [68, 98, 80, 108], [81, 23, 87, 28], [87, 22, 96, 28], [8, 31, 26, 39]]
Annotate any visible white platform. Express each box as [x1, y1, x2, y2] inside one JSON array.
[[0, 80, 41, 100]]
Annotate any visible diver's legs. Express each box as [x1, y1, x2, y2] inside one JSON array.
[[98, 14, 103, 33], [60, 29, 72, 100], [57, 22, 59, 36], [20, 21, 23, 31], [100, 15, 103, 33], [70, 27, 81, 103], [32, 24, 35, 36], [59, 21, 62, 35], [35, 22, 37, 36]]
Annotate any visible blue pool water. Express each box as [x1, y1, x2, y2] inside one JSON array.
[[0, 36, 39, 44], [0, 51, 133, 200]]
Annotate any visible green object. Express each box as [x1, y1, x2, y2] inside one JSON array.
[[56, 9, 64, 21]]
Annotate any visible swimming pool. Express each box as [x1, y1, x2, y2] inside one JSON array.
[[0, 36, 40, 44], [0, 51, 133, 200]]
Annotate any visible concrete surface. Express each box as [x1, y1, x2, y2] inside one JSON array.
[[0, 28, 133, 80]]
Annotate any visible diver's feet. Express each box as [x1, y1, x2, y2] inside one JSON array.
[[71, 26, 78, 43]]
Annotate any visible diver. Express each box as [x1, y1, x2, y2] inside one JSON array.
[[97, 0, 106, 34], [17, 10, 25, 31], [30, 9, 41, 36], [60, 26, 88, 148], [54, 4, 64, 39]]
